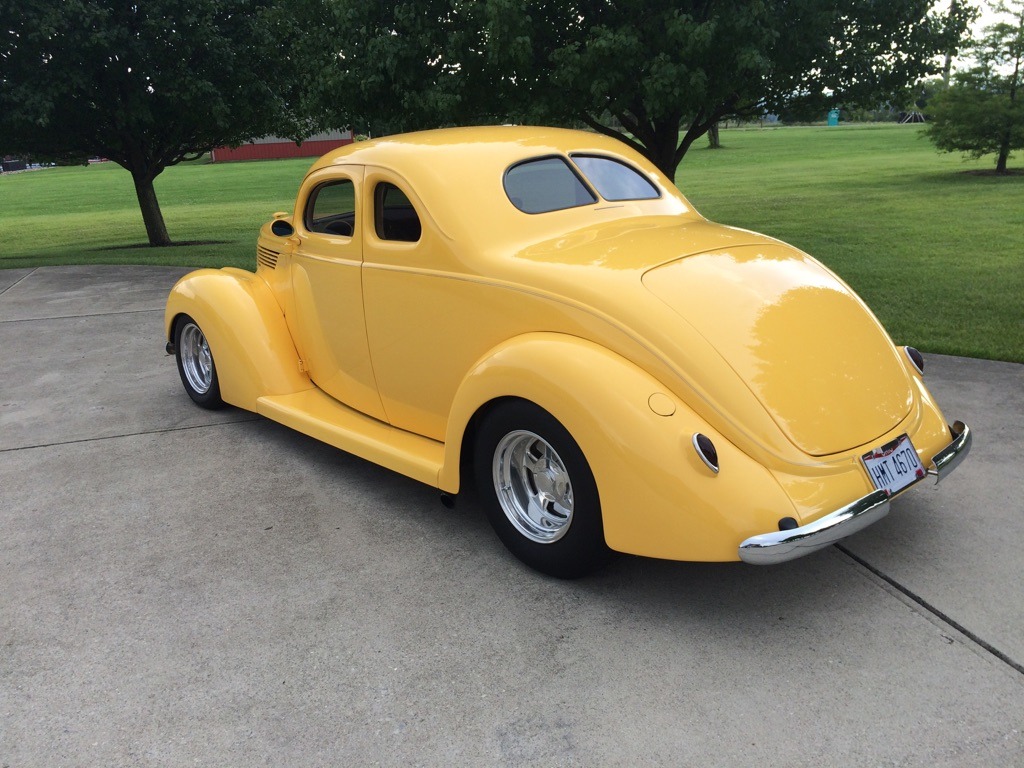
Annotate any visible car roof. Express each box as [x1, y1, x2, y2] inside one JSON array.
[[307, 125, 649, 175]]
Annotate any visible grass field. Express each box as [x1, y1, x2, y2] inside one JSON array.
[[1, 123, 1022, 362]]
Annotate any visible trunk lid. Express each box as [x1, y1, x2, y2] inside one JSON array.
[[642, 244, 913, 456]]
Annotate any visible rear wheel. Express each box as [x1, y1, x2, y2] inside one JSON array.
[[474, 400, 610, 578], [174, 315, 224, 409]]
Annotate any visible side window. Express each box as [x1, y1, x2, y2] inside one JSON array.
[[374, 182, 422, 242], [570, 155, 660, 201], [503, 156, 597, 214], [306, 179, 356, 237]]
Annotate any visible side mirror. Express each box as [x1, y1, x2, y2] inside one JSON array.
[[271, 219, 294, 237]]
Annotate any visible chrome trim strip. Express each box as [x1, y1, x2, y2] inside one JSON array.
[[738, 490, 890, 565], [928, 421, 971, 484]]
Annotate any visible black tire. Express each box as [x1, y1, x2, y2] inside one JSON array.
[[474, 400, 611, 578], [173, 314, 224, 409]]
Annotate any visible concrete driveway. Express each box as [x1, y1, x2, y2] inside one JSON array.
[[2, 265, 1022, 767]]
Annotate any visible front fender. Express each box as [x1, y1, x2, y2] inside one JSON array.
[[442, 333, 796, 562], [165, 268, 311, 411]]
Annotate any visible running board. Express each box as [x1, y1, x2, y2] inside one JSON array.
[[256, 390, 445, 487]]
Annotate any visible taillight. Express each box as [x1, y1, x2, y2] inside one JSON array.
[[905, 346, 925, 375], [692, 433, 719, 473]]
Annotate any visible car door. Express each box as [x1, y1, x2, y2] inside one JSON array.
[[361, 168, 528, 442], [289, 165, 387, 421], [360, 169, 459, 440]]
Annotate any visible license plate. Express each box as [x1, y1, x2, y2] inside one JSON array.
[[861, 434, 926, 497]]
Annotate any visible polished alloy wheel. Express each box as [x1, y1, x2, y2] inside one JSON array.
[[492, 430, 574, 543], [179, 322, 214, 395]]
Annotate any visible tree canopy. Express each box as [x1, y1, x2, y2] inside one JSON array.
[[0, 0, 330, 245], [316, 0, 974, 179], [926, 1, 1024, 172]]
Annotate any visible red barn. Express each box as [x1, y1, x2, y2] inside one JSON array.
[[210, 130, 353, 162]]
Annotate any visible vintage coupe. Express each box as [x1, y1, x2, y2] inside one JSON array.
[[166, 126, 971, 577]]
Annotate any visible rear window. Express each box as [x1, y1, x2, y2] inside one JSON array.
[[570, 155, 660, 201], [503, 157, 597, 214]]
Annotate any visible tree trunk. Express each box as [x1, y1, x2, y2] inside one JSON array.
[[1001, 24, 1021, 174], [941, 1, 957, 87], [600, 111, 718, 182], [643, 129, 685, 182], [996, 134, 1010, 173], [132, 172, 172, 246], [707, 122, 721, 149]]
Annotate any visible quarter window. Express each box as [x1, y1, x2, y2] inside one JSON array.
[[307, 179, 356, 237], [504, 157, 597, 214], [570, 155, 660, 201], [374, 183, 422, 242]]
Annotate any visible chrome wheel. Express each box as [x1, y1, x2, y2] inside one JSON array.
[[179, 322, 214, 395], [476, 401, 609, 578], [173, 314, 223, 410], [493, 430, 574, 544]]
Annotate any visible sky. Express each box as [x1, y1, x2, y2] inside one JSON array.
[[953, 2, 1019, 70], [969, 2, 1014, 34]]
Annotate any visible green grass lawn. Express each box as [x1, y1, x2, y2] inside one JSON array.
[[0, 156, 309, 270], [1, 123, 1021, 362], [677, 124, 1024, 363]]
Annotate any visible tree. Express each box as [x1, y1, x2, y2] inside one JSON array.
[[317, 0, 974, 179], [304, 0, 496, 137], [0, 1, 329, 246], [926, 1, 1024, 173], [942, 1, 975, 86]]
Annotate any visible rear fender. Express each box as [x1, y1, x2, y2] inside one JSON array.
[[165, 268, 311, 411], [443, 333, 795, 561]]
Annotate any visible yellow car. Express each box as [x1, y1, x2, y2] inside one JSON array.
[[165, 126, 971, 578]]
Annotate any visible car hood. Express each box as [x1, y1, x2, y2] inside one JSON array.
[[641, 242, 913, 456]]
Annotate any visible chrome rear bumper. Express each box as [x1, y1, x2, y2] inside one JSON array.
[[928, 420, 972, 482], [738, 421, 972, 565]]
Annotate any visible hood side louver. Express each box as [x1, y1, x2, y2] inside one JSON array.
[[256, 245, 280, 269]]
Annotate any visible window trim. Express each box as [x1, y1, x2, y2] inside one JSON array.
[[304, 178, 357, 236], [568, 153, 662, 202], [503, 154, 599, 215], [373, 181, 422, 243]]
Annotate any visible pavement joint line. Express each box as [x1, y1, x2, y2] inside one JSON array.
[[0, 267, 39, 296], [0, 417, 263, 454], [0, 307, 163, 323], [836, 543, 1024, 678]]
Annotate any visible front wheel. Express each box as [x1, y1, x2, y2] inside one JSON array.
[[174, 315, 224, 409], [474, 400, 610, 578]]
